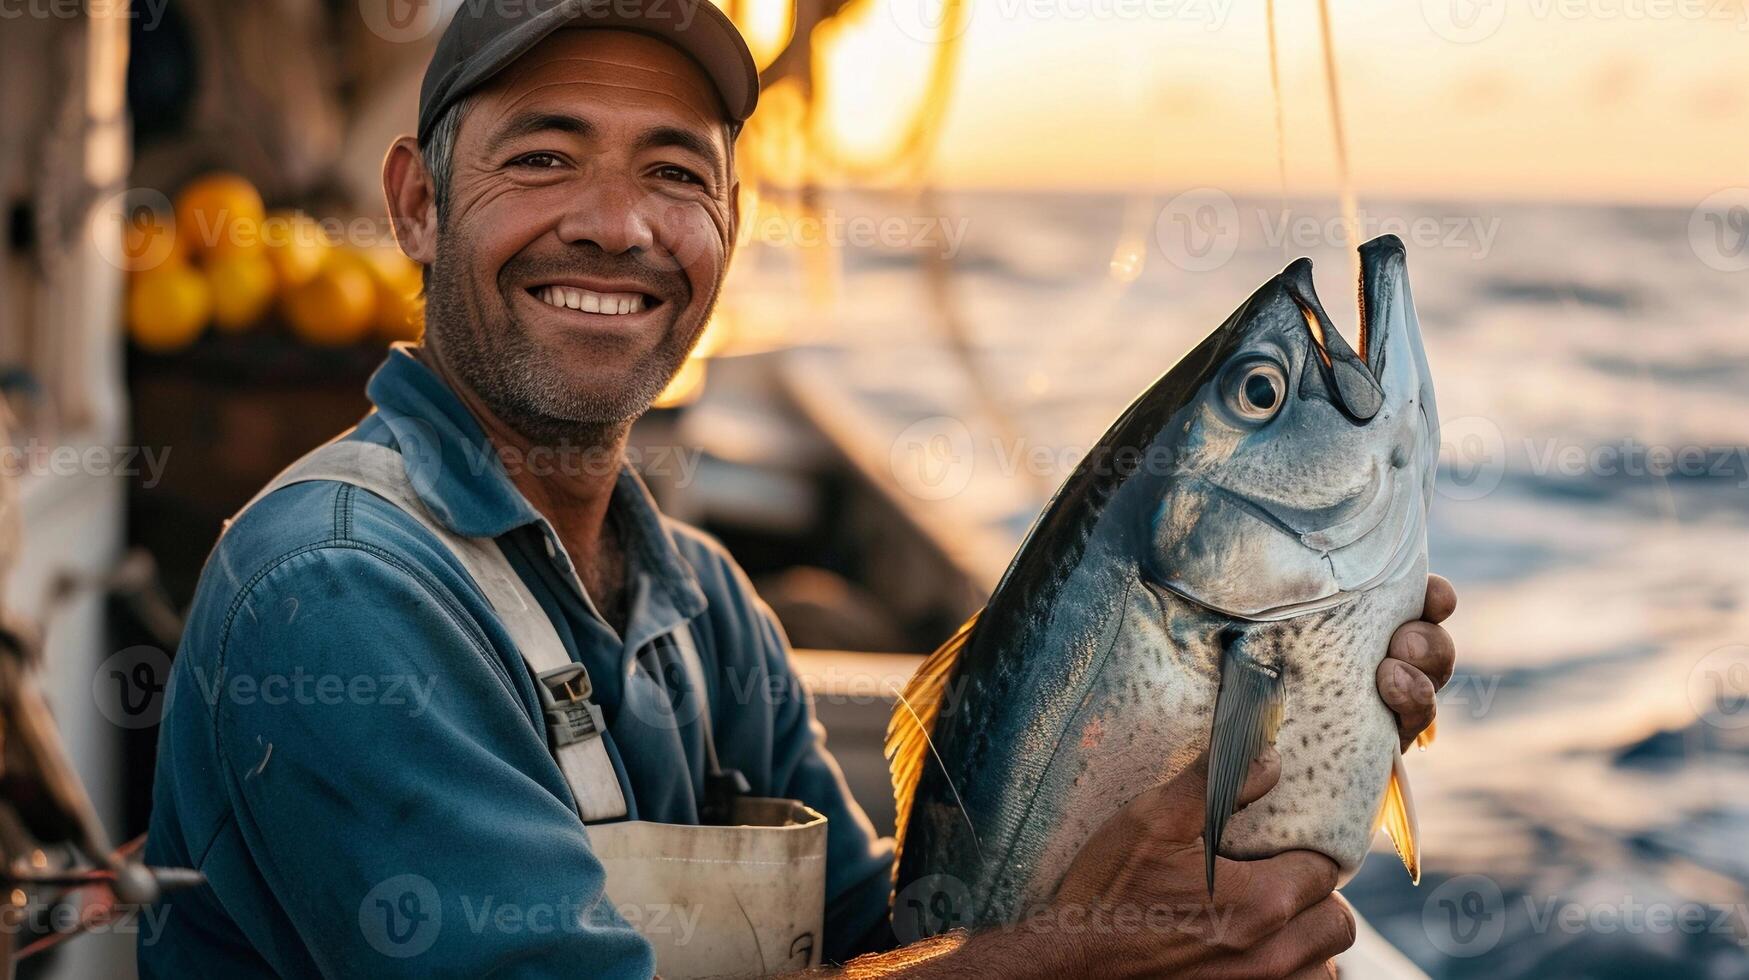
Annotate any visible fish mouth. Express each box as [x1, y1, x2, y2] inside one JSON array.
[[1279, 234, 1421, 423]]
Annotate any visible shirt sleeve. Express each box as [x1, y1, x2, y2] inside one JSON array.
[[210, 544, 655, 979]]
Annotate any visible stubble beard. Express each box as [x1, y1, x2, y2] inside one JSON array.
[[421, 232, 713, 446]]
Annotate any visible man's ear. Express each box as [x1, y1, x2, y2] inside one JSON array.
[[724, 177, 741, 266], [383, 136, 438, 267]]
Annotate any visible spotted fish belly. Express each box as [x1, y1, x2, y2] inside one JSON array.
[[998, 556, 1425, 917]]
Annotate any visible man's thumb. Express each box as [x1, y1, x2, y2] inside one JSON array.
[[1141, 745, 1282, 841]]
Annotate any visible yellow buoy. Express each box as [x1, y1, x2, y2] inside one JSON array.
[[263, 210, 332, 289], [127, 264, 212, 352], [348, 246, 425, 342], [175, 172, 267, 260], [205, 254, 278, 332], [282, 258, 376, 347]]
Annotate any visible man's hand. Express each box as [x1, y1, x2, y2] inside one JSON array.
[[890, 747, 1353, 980], [1049, 746, 1350, 978], [1377, 574, 1458, 751]]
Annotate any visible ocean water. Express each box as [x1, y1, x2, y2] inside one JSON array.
[[726, 190, 1749, 977]]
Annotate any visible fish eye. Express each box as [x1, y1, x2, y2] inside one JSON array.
[[1225, 360, 1287, 423]]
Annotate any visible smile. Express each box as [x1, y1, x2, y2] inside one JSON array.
[[527, 284, 660, 316]]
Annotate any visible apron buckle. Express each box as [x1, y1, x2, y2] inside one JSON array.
[[537, 664, 606, 748]]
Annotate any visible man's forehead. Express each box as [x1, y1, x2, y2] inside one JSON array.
[[477, 29, 727, 127]]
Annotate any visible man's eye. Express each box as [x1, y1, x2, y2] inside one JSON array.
[[511, 152, 564, 169], [654, 165, 702, 185]]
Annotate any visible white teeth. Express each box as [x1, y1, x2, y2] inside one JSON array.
[[533, 286, 647, 315]]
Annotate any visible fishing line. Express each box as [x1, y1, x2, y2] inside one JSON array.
[[1265, 0, 1290, 261], [890, 683, 985, 859], [1314, 0, 1361, 290]]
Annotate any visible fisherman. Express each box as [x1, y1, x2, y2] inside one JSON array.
[[141, 2, 1459, 976]]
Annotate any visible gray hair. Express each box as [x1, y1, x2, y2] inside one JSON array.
[[420, 98, 470, 226]]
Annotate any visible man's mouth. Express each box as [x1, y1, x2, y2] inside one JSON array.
[[527, 283, 663, 317]]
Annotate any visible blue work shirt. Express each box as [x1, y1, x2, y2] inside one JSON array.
[[141, 345, 895, 977]]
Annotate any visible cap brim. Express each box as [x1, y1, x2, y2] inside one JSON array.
[[419, 0, 758, 141]]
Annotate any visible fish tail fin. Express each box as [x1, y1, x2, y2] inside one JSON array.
[[1203, 645, 1285, 896], [1377, 752, 1421, 883], [886, 609, 980, 863]]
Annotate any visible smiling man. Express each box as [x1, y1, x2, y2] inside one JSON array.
[[141, 2, 1458, 977]]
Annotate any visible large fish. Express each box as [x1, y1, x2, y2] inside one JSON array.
[[887, 235, 1438, 928]]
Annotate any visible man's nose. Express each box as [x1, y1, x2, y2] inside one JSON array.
[[553, 178, 656, 255]]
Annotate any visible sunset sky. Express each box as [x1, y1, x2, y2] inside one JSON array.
[[765, 0, 1748, 204]]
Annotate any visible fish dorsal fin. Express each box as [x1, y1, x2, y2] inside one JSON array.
[[1376, 752, 1421, 883], [885, 609, 980, 860]]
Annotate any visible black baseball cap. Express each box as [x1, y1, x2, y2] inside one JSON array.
[[417, 0, 760, 143]]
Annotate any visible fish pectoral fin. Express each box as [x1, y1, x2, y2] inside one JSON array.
[[886, 608, 981, 862], [1203, 645, 1285, 896], [1414, 717, 1437, 750], [1377, 752, 1421, 884]]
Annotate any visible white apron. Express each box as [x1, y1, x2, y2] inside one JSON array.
[[229, 438, 827, 978]]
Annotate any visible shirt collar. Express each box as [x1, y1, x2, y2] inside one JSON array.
[[365, 344, 707, 623]]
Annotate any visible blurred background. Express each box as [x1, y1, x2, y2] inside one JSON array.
[[1, 0, 1746, 977]]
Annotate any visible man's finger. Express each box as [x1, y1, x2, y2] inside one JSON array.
[[1387, 621, 1455, 689], [1379, 659, 1437, 749], [1231, 893, 1356, 977], [1422, 574, 1457, 623], [1217, 848, 1340, 935]]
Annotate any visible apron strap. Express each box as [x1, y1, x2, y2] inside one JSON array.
[[226, 438, 630, 823], [668, 625, 749, 823]]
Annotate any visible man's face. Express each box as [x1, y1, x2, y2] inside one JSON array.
[[424, 29, 736, 436]]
